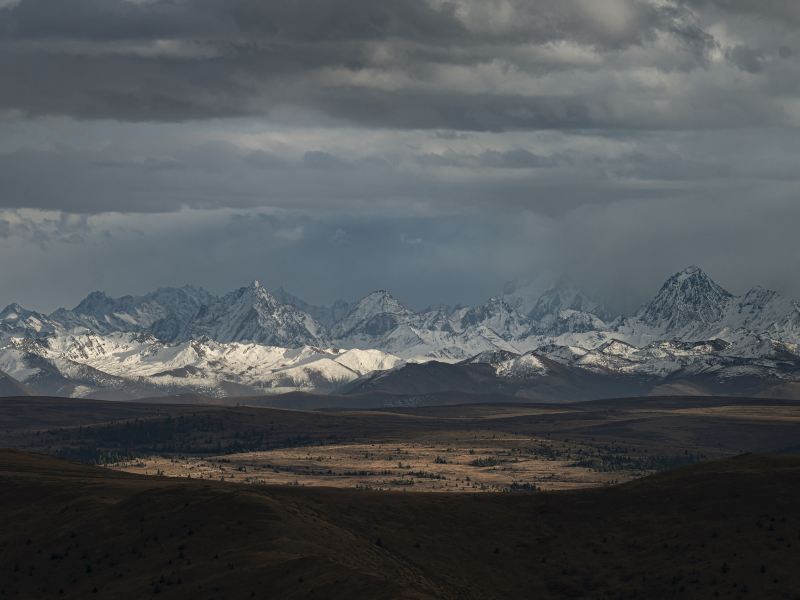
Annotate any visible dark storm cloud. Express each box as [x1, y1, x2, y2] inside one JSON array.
[[681, 1, 800, 27], [726, 45, 766, 73], [0, 0, 732, 127], [4, 0, 464, 41], [1, 0, 700, 46]]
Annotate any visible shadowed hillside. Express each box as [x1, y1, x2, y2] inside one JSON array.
[[1, 450, 799, 599]]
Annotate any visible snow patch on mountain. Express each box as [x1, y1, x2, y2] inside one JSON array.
[[51, 286, 215, 340], [3, 265, 800, 398], [0, 331, 404, 397], [331, 290, 415, 342], [627, 266, 733, 338], [187, 281, 327, 347]]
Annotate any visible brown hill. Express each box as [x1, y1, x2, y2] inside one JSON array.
[[1, 450, 799, 599]]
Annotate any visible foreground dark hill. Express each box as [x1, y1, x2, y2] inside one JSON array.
[[1, 450, 800, 599]]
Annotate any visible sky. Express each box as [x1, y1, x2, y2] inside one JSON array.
[[1, 0, 799, 313]]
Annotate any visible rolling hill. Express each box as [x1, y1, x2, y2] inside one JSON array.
[[1, 450, 799, 599]]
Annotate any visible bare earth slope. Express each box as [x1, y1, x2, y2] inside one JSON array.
[[1, 450, 800, 599]]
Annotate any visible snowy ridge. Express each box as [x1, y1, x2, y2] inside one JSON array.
[[50, 286, 215, 340], [2, 265, 800, 398], [186, 281, 327, 347], [535, 335, 800, 381], [463, 350, 548, 379], [0, 332, 404, 398], [615, 267, 800, 347], [330, 290, 416, 342]]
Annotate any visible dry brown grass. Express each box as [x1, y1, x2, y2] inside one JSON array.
[[111, 432, 633, 492]]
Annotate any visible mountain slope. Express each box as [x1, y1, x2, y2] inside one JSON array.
[[51, 286, 215, 340], [331, 290, 416, 342], [186, 281, 327, 347], [2, 266, 800, 399], [0, 303, 60, 336], [271, 287, 352, 328], [450, 297, 531, 341], [636, 265, 734, 335], [0, 369, 31, 396], [0, 332, 404, 398], [616, 267, 800, 347]]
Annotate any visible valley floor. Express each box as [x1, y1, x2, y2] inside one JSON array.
[[110, 436, 631, 492], [4, 395, 800, 494]]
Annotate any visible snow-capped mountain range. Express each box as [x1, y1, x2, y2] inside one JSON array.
[[2, 266, 800, 400]]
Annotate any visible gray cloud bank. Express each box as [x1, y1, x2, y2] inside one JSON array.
[[0, 0, 799, 312], [0, 0, 798, 128]]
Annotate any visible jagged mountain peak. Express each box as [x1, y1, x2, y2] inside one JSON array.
[[73, 290, 113, 313], [233, 280, 271, 298], [191, 283, 325, 347], [0, 303, 27, 318], [638, 266, 733, 331], [675, 264, 703, 278], [449, 297, 531, 342], [0, 303, 58, 335], [4, 266, 800, 398], [219, 282, 295, 315], [661, 265, 727, 291], [53, 285, 216, 340], [352, 290, 412, 315], [331, 290, 415, 342], [362, 289, 402, 301], [69, 286, 214, 316], [457, 296, 518, 322], [740, 285, 781, 306]]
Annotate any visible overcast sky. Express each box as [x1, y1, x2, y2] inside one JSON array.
[[1, 0, 799, 313]]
